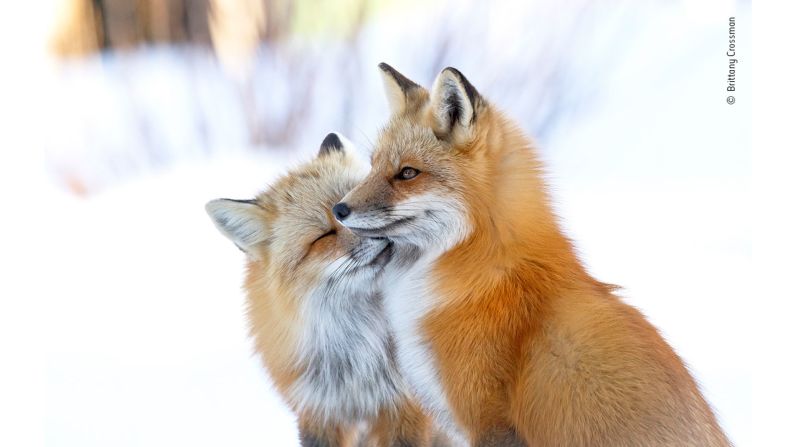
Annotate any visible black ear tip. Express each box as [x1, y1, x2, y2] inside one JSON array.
[[442, 66, 469, 84], [378, 62, 401, 78], [440, 66, 481, 102], [378, 62, 421, 92], [319, 132, 344, 156]]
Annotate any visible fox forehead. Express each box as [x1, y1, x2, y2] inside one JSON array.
[[266, 154, 357, 206], [372, 118, 446, 169], [257, 154, 362, 238]]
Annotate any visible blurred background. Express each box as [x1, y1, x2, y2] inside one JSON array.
[[0, 0, 750, 445]]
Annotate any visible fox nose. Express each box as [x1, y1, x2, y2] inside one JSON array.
[[333, 202, 351, 221]]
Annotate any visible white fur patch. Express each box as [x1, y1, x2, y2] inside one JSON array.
[[380, 193, 472, 445], [383, 261, 470, 446], [284, 240, 409, 425], [341, 191, 471, 252]]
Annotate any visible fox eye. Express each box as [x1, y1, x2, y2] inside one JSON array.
[[312, 229, 336, 244], [396, 167, 420, 180]]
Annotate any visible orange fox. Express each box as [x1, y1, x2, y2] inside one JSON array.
[[205, 134, 433, 446], [333, 64, 732, 446]]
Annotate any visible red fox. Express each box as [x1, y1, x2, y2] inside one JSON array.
[[333, 64, 732, 446], [205, 134, 433, 446]]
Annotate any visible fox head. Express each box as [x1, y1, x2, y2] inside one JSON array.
[[334, 64, 547, 255], [206, 133, 394, 296]]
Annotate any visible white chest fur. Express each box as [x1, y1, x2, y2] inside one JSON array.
[[286, 287, 406, 424], [383, 261, 469, 446]]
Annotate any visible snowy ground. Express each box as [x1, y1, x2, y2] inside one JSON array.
[[0, 0, 750, 445]]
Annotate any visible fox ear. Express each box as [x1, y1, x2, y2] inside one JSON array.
[[378, 62, 426, 115], [429, 67, 483, 143], [205, 199, 269, 256], [318, 132, 345, 157]]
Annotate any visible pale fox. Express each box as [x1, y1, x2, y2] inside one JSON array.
[[206, 134, 433, 446], [333, 64, 732, 446]]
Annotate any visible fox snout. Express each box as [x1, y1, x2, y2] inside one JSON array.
[[333, 200, 401, 238], [335, 169, 472, 251], [331, 175, 398, 236]]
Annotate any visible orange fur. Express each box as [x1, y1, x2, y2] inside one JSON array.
[[339, 65, 731, 446], [365, 400, 433, 447]]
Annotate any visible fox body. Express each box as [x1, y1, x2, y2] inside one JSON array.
[[334, 64, 731, 446], [206, 134, 432, 446]]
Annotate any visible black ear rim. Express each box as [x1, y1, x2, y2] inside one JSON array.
[[441, 67, 481, 107], [442, 67, 483, 132], [220, 198, 262, 208], [224, 198, 260, 205], [378, 62, 422, 94], [318, 132, 344, 156]]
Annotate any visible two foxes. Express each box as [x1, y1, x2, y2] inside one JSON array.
[[207, 65, 731, 446]]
